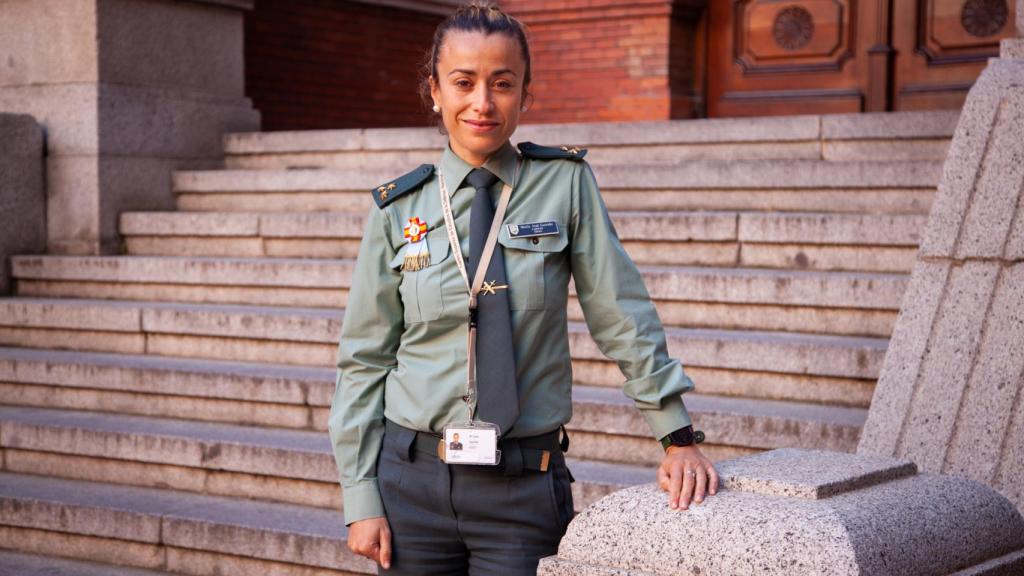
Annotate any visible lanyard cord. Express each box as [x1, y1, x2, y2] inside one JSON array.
[[437, 160, 520, 421]]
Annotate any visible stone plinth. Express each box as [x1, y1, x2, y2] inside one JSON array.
[[539, 449, 1024, 575], [0, 114, 45, 294], [858, 56, 1024, 514], [0, 0, 260, 254]]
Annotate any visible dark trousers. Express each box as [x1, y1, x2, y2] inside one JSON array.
[[378, 420, 574, 575]]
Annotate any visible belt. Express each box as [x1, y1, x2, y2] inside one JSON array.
[[385, 419, 567, 475]]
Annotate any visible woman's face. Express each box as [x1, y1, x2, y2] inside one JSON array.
[[430, 30, 527, 167]]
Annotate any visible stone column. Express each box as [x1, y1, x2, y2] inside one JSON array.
[[0, 114, 45, 295], [0, 0, 260, 255], [858, 0, 1024, 514]]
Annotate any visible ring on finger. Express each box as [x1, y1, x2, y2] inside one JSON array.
[[686, 469, 696, 477]]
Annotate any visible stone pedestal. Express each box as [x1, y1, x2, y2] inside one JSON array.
[[539, 449, 1024, 575], [0, 0, 260, 255], [0, 114, 45, 295]]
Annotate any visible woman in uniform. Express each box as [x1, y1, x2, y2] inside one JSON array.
[[328, 3, 718, 574]]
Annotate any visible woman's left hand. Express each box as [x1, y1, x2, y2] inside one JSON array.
[[657, 444, 719, 510]]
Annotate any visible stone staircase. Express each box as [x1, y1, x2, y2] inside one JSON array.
[[0, 110, 956, 573]]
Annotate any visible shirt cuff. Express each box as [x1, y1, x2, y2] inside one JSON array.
[[640, 393, 694, 441], [342, 480, 386, 526]]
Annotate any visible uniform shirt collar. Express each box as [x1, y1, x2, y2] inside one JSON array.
[[441, 141, 519, 194]]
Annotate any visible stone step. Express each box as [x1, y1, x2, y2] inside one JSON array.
[[0, 343, 873, 440], [0, 353, 865, 466], [118, 210, 926, 272], [0, 291, 884, 407], [221, 111, 957, 170], [0, 550, 178, 576], [10, 257, 908, 337], [172, 160, 940, 214], [0, 471, 375, 574], [0, 405, 652, 509]]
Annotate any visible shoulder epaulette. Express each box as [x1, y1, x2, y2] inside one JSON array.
[[517, 141, 587, 161], [372, 164, 435, 208]]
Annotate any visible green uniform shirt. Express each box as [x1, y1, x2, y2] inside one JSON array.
[[328, 141, 695, 525]]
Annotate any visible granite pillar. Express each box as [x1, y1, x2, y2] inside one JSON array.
[[0, 0, 260, 255], [858, 8, 1024, 514], [0, 114, 45, 295]]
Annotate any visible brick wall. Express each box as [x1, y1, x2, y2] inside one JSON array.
[[243, 0, 704, 130], [503, 0, 703, 123], [244, 0, 442, 130]]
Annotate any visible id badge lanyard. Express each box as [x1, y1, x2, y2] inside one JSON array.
[[437, 161, 520, 463]]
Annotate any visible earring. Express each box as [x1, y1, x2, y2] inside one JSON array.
[[521, 106, 528, 112], [432, 104, 440, 113]]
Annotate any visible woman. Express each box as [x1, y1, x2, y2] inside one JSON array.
[[328, 3, 717, 574]]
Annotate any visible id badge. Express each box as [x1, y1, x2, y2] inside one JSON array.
[[442, 421, 501, 465]]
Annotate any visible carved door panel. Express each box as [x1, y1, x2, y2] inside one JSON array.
[[707, 0, 871, 117], [705, 0, 1017, 116], [891, 0, 1017, 111]]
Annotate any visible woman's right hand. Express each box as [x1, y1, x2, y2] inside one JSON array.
[[347, 516, 392, 569]]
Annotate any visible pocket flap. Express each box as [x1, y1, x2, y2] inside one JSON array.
[[389, 228, 451, 270], [498, 223, 568, 253]]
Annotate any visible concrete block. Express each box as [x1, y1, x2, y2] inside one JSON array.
[[144, 334, 335, 366], [173, 168, 392, 194], [0, 487, 161, 543], [97, 83, 259, 158], [898, 262, 1000, 472], [738, 212, 926, 246], [821, 110, 959, 140], [120, 212, 260, 237], [0, 347, 320, 405], [125, 236, 268, 257], [0, 114, 45, 295], [0, 526, 165, 571], [858, 261, 950, 456], [594, 160, 942, 190], [955, 91, 1024, 259], [11, 255, 351, 289], [5, 448, 208, 495], [1001, 38, 1024, 58], [539, 450, 1024, 576], [599, 188, 935, 214], [569, 325, 887, 380], [681, 366, 875, 408], [264, 239, 361, 260], [0, 550, 177, 576], [635, 266, 908, 309], [944, 263, 1024, 493], [176, 190, 368, 213], [0, 84, 100, 156], [96, 0, 247, 98], [584, 142, 821, 164], [921, 59, 1024, 257], [821, 139, 951, 162], [0, 327, 145, 355], [739, 244, 918, 273], [0, 298, 141, 331], [0, 0, 99, 86], [0, 382, 314, 429], [165, 546, 369, 576], [44, 155, 102, 255], [140, 303, 342, 343], [259, 212, 367, 239]]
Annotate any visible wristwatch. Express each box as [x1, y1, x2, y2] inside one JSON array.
[[660, 425, 706, 451]]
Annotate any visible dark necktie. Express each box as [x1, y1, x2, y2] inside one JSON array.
[[466, 168, 520, 435]]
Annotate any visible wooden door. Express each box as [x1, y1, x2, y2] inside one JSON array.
[[892, 0, 1017, 111], [705, 0, 1017, 117]]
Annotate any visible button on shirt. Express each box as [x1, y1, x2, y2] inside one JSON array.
[[328, 141, 696, 525]]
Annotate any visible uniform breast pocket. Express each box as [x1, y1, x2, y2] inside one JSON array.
[[389, 231, 452, 323], [497, 225, 568, 311]]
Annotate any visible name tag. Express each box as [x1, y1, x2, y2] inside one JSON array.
[[507, 221, 559, 239], [443, 423, 500, 465]]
